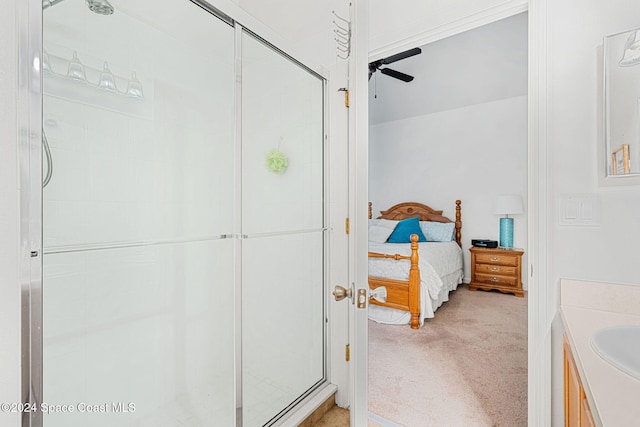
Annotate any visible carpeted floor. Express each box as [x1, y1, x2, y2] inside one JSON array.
[[367, 283, 528, 427]]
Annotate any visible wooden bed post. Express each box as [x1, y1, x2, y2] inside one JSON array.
[[455, 200, 462, 247], [368, 202, 372, 220], [408, 234, 421, 329]]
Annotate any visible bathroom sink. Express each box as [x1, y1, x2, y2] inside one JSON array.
[[591, 325, 640, 380]]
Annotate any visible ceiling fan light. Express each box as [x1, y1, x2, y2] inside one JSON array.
[[368, 47, 420, 83]]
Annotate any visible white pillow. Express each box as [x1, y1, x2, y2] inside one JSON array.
[[419, 221, 455, 242], [368, 219, 398, 243], [368, 225, 395, 243], [378, 219, 398, 229]]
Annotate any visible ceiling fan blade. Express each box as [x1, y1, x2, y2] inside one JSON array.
[[381, 47, 422, 65], [380, 67, 414, 82]]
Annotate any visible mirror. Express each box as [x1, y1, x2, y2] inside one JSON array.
[[604, 28, 640, 177]]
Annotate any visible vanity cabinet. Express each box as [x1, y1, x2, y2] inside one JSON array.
[[564, 335, 595, 427]]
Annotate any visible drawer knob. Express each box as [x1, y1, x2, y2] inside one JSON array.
[[490, 267, 499, 272], [490, 277, 499, 282], [490, 257, 499, 262]]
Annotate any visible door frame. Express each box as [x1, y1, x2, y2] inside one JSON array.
[[362, 1, 553, 425], [527, 0, 552, 424]]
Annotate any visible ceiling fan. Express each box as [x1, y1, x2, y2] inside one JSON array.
[[368, 47, 422, 82]]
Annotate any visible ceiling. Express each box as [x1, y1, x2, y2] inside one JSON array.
[[369, 12, 528, 125]]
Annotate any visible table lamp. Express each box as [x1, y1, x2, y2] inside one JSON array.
[[494, 195, 523, 248]]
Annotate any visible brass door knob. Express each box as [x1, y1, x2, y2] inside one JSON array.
[[333, 285, 352, 301]]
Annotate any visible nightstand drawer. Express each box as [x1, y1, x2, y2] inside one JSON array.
[[475, 273, 518, 287], [475, 264, 517, 276], [469, 247, 524, 297], [475, 253, 518, 266]]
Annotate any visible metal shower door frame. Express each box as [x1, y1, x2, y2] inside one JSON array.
[[22, 1, 332, 426], [18, 0, 43, 426]]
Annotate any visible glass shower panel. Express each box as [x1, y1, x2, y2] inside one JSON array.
[[240, 33, 324, 235], [241, 32, 326, 426], [42, 1, 235, 426]]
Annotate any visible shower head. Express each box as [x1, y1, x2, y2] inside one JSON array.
[[43, 0, 114, 15], [85, 0, 114, 15]]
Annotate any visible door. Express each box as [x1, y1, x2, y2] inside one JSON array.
[[42, 2, 237, 426], [326, 20, 369, 423], [239, 29, 328, 426], [348, 0, 370, 425]]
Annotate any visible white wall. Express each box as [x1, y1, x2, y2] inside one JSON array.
[[549, 0, 640, 286], [548, 1, 640, 424], [369, 14, 528, 283], [370, 96, 527, 282]]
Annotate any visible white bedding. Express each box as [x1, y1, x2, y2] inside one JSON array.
[[368, 241, 463, 326]]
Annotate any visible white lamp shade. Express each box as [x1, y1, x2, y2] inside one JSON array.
[[494, 195, 523, 215]]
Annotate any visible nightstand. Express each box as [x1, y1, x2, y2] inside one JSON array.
[[469, 247, 524, 297]]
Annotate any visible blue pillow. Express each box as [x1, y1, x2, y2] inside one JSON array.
[[386, 217, 427, 243]]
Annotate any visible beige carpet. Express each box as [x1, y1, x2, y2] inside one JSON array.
[[368, 284, 528, 427]]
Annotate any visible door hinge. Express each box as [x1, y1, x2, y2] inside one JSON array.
[[345, 344, 350, 362], [345, 217, 350, 235], [338, 88, 349, 108]]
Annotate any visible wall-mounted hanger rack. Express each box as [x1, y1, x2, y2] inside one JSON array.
[[332, 8, 351, 60]]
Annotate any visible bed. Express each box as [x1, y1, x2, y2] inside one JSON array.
[[368, 201, 464, 329]]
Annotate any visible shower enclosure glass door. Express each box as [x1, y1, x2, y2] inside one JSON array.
[[240, 31, 325, 426], [42, 2, 327, 427], [43, 1, 236, 426]]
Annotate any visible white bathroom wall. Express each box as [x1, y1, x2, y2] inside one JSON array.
[[547, 1, 640, 424], [369, 14, 528, 283], [548, 1, 640, 293]]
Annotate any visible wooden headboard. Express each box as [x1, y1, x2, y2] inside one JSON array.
[[368, 200, 462, 247]]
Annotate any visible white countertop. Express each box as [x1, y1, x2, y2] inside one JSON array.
[[560, 279, 640, 427]]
